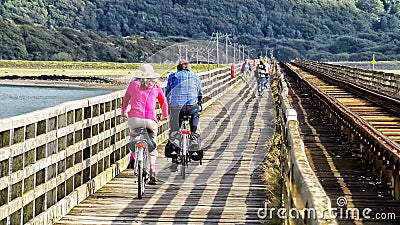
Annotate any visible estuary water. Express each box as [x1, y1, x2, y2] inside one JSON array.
[[0, 85, 115, 119]]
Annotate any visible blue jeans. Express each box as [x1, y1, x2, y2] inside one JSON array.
[[170, 105, 200, 133], [257, 77, 267, 95]]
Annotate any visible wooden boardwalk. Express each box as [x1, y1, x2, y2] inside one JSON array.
[[56, 78, 276, 224]]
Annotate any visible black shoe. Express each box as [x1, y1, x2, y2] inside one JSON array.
[[148, 176, 157, 185], [172, 157, 181, 164]]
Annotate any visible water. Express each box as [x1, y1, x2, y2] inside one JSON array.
[[0, 85, 115, 119]]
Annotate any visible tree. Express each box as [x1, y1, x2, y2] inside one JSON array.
[[51, 52, 73, 61], [355, 0, 384, 14], [274, 46, 301, 62]]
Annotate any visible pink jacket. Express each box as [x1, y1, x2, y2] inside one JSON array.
[[121, 81, 168, 122]]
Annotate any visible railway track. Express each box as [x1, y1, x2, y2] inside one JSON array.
[[289, 64, 400, 146], [284, 63, 400, 224]]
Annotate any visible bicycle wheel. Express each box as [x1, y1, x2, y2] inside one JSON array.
[[181, 155, 186, 179], [137, 160, 144, 199], [144, 151, 150, 184]]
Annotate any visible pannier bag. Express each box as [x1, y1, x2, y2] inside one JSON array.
[[189, 150, 203, 161], [164, 140, 180, 158], [164, 131, 181, 158], [164, 131, 204, 161], [189, 132, 203, 161]]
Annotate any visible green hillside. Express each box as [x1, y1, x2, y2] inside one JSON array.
[[0, 0, 399, 62]]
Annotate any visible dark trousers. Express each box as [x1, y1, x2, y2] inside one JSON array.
[[170, 105, 200, 133]]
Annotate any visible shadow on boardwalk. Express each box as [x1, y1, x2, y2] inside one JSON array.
[[56, 77, 276, 224]]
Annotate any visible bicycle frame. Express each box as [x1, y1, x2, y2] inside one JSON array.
[[133, 141, 147, 174], [130, 128, 151, 199], [180, 118, 191, 179]]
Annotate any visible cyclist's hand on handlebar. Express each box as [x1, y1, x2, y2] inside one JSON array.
[[198, 103, 203, 112]]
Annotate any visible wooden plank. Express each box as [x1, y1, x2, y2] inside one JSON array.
[[55, 80, 274, 224]]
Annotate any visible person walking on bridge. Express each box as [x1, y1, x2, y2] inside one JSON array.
[[264, 57, 272, 85], [240, 59, 252, 78], [121, 63, 169, 185], [255, 57, 271, 96], [165, 60, 203, 161]]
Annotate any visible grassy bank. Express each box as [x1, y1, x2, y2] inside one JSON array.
[[0, 60, 227, 78]]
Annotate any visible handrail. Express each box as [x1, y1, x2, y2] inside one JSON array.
[[0, 63, 243, 225]]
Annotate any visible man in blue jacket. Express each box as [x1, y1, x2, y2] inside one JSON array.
[[166, 59, 203, 133], [166, 60, 203, 155]]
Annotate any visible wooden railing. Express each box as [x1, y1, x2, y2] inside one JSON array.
[[0, 64, 243, 225]]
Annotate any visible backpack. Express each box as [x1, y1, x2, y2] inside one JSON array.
[[256, 64, 266, 78]]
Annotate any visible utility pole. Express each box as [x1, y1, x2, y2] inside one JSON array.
[[196, 49, 199, 72], [242, 45, 245, 61], [194, 47, 200, 73], [178, 45, 188, 60], [225, 34, 230, 64], [216, 32, 220, 66], [237, 44, 240, 62], [207, 48, 210, 71], [233, 43, 236, 64]]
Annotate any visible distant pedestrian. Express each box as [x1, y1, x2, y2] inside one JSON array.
[[264, 57, 272, 81], [255, 58, 271, 96], [241, 59, 252, 78]]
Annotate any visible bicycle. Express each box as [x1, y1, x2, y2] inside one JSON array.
[[179, 116, 191, 179], [177, 115, 204, 179], [127, 127, 151, 199]]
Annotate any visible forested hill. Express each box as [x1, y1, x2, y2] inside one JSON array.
[[0, 0, 400, 62]]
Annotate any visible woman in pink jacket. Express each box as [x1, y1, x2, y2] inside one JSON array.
[[121, 63, 168, 185]]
